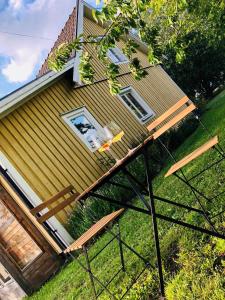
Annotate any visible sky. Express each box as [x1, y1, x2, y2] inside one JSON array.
[[0, 0, 98, 99]]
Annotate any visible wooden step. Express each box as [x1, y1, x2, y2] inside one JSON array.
[[64, 209, 124, 253], [165, 136, 219, 177]]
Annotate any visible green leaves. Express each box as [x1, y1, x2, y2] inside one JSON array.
[[79, 52, 95, 84], [123, 39, 139, 59], [106, 63, 121, 95], [129, 58, 148, 80], [48, 43, 71, 72], [48, 0, 224, 96], [175, 48, 186, 64], [48, 36, 82, 71]]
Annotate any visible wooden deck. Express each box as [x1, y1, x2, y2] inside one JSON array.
[[165, 136, 218, 177]]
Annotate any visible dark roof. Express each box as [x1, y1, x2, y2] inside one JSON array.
[[37, 7, 77, 77]]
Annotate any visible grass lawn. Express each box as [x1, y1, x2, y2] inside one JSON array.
[[27, 90, 225, 300]]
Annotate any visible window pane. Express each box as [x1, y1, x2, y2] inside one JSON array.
[[126, 93, 148, 116], [0, 200, 42, 269], [108, 48, 127, 63], [113, 47, 128, 62], [110, 48, 124, 62], [107, 49, 119, 63], [70, 115, 100, 150], [121, 95, 142, 119]]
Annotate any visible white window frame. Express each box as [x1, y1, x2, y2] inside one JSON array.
[[107, 47, 129, 65], [62, 106, 103, 152], [95, 36, 128, 65], [118, 87, 155, 123]]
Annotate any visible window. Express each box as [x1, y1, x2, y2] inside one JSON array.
[[118, 87, 155, 123], [107, 47, 128, 64], [95, 36, 128, 64], [62, 107, 103, 152], [0, 199, 42, 269]]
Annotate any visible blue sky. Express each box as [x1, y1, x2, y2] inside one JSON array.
[[0, 0, 98, 99]]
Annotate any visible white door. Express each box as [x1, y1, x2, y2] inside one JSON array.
[[0, 263, 26, 300]]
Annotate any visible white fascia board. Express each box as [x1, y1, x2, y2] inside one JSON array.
[[73, 0, 84, 85], [0, 59, 74, 119]]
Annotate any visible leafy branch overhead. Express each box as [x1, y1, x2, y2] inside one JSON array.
[[48, 0, 225, 95]]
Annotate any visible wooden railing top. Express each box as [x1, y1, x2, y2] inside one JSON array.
[[30, 185, 74, 216], [37, 192, 80, 224]]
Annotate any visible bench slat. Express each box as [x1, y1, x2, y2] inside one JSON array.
[[153, 104, 196, 139], [165, 136, 218, 177], [147, 96, 189, 132], [37, 192, 80, 224], [64, 209, 124, 253], [30, 185, 74, 215]]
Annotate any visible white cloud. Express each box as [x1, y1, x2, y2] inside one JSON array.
[[0, 0, 77, 83], [2, 49, 40, 82], [27, 0, 54, 12], [9, 0, 23, 10]]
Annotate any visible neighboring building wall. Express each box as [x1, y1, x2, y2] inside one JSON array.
[[0, 65, 185, 224]]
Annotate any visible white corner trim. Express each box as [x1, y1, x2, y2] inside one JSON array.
[[0, 59, 75, 120], [73, 0, 84, 84], [0, 152, 73, 246]]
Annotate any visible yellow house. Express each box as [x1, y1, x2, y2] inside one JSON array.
[[0, 1, 187, 296]]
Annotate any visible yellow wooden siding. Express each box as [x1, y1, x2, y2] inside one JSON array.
[[83, 17, 150, 82], [0, 65, 185, 224]]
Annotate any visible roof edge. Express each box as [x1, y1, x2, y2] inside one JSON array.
[[0, 59, 74, 119]]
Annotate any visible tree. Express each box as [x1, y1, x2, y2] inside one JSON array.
[[164, 32, 225, 99], [48, 0, 225, 95]]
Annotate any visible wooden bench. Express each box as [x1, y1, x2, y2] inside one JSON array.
[[147, 96, 196, 139], [165, 136, 219, 177], [64, 208, 124, 253], [30, 185, 80, 224]]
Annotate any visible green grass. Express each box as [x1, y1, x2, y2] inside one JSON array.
[[27, 90, 225, 300]]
